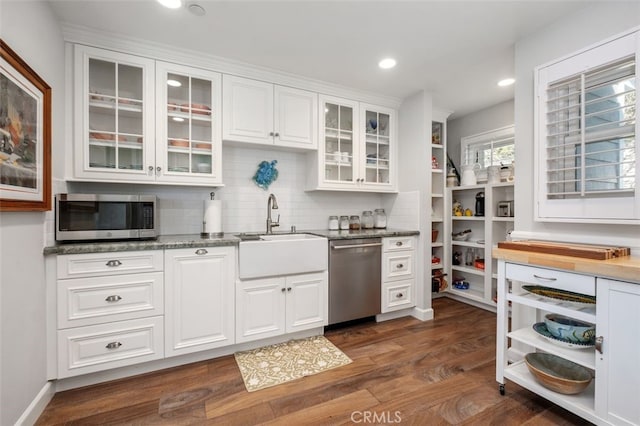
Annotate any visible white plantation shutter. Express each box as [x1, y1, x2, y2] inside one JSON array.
[[536, 30, 640, 222]]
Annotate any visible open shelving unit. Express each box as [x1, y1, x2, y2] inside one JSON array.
[[430, 110, 450, 297]]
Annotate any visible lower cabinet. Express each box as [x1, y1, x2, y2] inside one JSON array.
[[236, 272, 328, 343], [595, 277, 640, 426], [164, 246, 236, 357], [381, 236, 416, 313]]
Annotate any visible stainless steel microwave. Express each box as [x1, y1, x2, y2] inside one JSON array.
[[55, 194, 158, 242]]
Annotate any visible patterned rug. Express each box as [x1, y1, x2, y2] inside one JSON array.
[[234, 335, 352, 392]]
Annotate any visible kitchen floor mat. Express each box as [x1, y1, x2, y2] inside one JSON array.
[[234, 335, 352, 392]]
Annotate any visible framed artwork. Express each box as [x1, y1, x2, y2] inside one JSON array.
[[0, 39, 51, 211]]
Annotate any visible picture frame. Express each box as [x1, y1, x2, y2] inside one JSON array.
[[0, 39, 51, 211]]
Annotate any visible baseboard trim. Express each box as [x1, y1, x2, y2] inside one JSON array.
[[16, 381, 55, 426], [411, 306, 434, 322]]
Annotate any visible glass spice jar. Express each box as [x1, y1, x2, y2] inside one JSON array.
[[361, 211, 374, 229], [328, 215, 339, 230], [339, 215, 350, 230], [349, 215, 361, 230], [374, 208, 387, 229]]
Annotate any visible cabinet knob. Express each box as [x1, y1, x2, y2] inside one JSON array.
[[105, 260, 122, 267], [269, 132, 274, 137], [156, 166, 162, 174], [274, 132, 280, 137], [148, 166, 154, 172], [281, 288, 286, 293], [195, 248, 208, 255], [396, 292, 404, 298], [105, 295, 122, 303], [105, 342, 122, 350], [287, 287, 292, 292], [595, 336, 604, 354], [396, 241, 403, 247], [396, 263, 404, 269]]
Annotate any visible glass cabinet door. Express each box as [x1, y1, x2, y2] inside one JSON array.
[[165, 73, 214, 175], [322, 98, 357, 184], [156, 62, 221, 184], [362, 108, 391, 185], [87, 58, 145, 171]]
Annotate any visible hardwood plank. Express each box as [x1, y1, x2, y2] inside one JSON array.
[[36, 298, 589, 426]]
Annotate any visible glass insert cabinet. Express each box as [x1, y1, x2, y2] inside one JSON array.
[[318, 95, 395, 191], [73, 45, 222, 185]]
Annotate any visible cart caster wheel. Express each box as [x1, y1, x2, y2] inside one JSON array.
[[499, 384, 505, 395]]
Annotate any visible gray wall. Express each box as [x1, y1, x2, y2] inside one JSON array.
[[514, 2, 640, 248], [446, 99, 514, 172], [0, 1, 65, 424]]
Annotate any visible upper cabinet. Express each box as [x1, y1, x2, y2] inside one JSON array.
[[155, 62, 222, 185], [307, 95, 396, 192], [222, 75, 318, 150], [72, 45, 223, 186]]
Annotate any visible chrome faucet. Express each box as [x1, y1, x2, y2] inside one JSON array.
[[266, 193, 280, 234]]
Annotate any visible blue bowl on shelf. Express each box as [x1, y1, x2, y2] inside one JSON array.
[[543, 314, 595, 344]]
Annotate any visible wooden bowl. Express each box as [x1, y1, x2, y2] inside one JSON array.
[[168, 139, 189, 148], [524, 353, 592, 395], [194, 143, 211, 151]]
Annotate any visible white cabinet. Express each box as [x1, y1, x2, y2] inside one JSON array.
[[496, 261, 640, 425], [73, 45, 223, 185], [381, 237, 416, 313], [308, 95, 396, 192], [164, 246, 235, 357], [222, 75, 317, 149], [447, 182, 514, 308], [595, 278, 640, 426], [56, 250, 164, 378], [155, 61, 222, 184], [236, 272, 327, 343]]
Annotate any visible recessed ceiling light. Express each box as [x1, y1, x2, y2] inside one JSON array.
[[378, 58, 397, 69], [498, 78, 515, 87], [157, 0, 182, 9], [167, 79, 182, 87]]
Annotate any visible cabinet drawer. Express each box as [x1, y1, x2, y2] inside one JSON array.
[[58, 272, 164, 329], [382, 251, 415, 281], [383, 236, 415, 252], [57, 250, 163, 279], [57, 316, 164, 379], [382, 280, 414, 313], [506, 263, 595, 296]]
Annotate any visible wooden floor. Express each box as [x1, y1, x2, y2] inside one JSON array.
[[37, 298, 591, 425]]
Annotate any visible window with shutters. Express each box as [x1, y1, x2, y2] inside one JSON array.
[[535, 29, 639, 223], [461, 125, 514, 181]]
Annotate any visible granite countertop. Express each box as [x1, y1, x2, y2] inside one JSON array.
[[43, 228, 419, 255]]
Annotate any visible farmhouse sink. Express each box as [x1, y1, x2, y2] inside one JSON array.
[[237, 233, 328, 279]]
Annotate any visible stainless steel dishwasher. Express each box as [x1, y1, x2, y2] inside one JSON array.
[[328, 238, 382, 325]]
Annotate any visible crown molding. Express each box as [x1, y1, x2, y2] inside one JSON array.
[[61, 23, 403, 108]]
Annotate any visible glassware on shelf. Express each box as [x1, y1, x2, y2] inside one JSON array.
[[361, 211, 374, 229], [374, 209, 387, 229]]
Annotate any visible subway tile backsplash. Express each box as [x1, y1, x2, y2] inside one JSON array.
[[57, 146, 418, 237]]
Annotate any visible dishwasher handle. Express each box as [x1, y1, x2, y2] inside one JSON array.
[[331, 242, 382, 250]]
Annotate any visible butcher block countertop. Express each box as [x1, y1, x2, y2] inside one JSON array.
[[493, 247, 640, 284]]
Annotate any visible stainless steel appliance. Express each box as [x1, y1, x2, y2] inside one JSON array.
[[328, 238, 382, 325], [55, 194, 157, 242], [497, 200, 514, 217]]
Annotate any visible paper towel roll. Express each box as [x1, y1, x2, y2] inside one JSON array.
[[203, 200, 222, 236]]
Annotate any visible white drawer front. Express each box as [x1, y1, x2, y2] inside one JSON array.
[[57, 250, 163, 279], [383, 236, 415, 252], [382, 280, 414, 313], [506, 263, 595, 296], [58, 272, 164, 329], [383, 251, 415, 281], [57, 316, 164, 378]]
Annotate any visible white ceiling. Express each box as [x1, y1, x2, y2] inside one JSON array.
[[48, 0, 602, 119]]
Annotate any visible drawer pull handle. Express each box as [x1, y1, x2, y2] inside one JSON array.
[[396, 292, 404, 298], [106, 260, 122, 267], [396, 263, 404, 269], [533, 274, 557, 282], [595, 336, 604, 354], [195, 248, 208, 255], [105, 295, 122, 303], [105, 342, 122, 350], [396, 241, 403, 246]]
